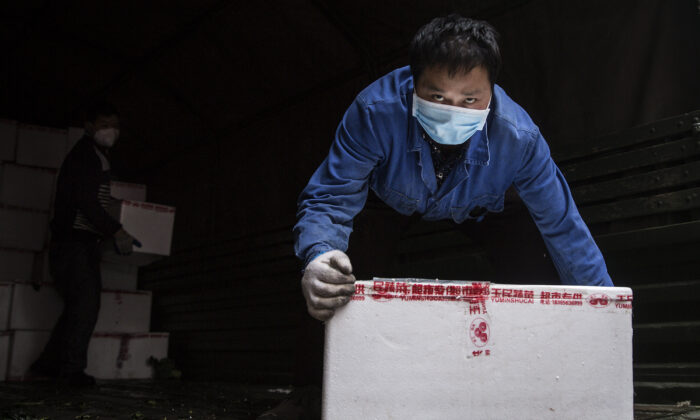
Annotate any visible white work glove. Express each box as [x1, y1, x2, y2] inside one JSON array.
[[301, 250, 356, 321]]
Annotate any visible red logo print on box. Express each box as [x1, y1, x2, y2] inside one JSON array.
[[469, 318, 490, 347], [587, 294, 611, 308]]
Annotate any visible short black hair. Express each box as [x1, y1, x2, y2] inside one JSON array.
[[410, 14, 501, 85], [85, 101, 119, 123]]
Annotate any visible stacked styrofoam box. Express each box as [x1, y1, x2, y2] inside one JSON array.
[[0, 117, 173, 380], [0, 284, 13, 381], [0, 283, 12, 330], [86, 333, 169, 379], [4, 330, 168, 381], [324, 279, 634, 420], [1, 282, 163, 380], [0, 249, 34, 283], [0, 208, 49, 251], [0, 163, 56, 211], [7, 283, 152, 332], [0, 118, 55, 285], [1, 278, 169, 381], [101, 260, 139, 290], [15, 124, 68, 169], [0, 184, 174, 380], [0, 331, 10, 381], [0, 119, 55, 380], [67, 126, 84, 153]]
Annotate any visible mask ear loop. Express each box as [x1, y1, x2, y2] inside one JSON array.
[[411, 91, 419, 117]]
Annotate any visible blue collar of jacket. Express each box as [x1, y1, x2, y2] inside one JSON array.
[[406, 89, 493, 168]]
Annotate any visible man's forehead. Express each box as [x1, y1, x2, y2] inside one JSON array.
[[418, 65, 489, 90]]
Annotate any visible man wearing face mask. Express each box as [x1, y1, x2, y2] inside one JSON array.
[[258, 14, 616, 420], [30, 102, 139, 386], [294, 14, 613, 323]]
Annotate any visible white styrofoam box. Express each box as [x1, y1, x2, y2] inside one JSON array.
[[0, 282, 12, 330], [324, 280, 634, 420], [0, 331, 10, 381], [94, 290, 152, 333], [101, 261, 139, 290], [86, 332, 169, 379], [9, 283, 152, 333], [16, 124, 68, 169], [111, 181, 147, 202], [101, 242, 163, 266], [6, 330, 51, 380], [0, 163, 56, 210], [5, 330, 167, 380], [111, 200, 175, 256], [0, 249, 34, 282], [9, 283, 62, 330], [67, 126, 85, 152], [0, 119, 17, 162], [0, 208, 49, 251]]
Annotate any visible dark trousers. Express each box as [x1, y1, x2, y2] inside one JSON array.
[[33, 239, 102, 376]]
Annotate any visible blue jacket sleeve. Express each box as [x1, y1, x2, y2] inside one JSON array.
[[293, 98, 383, 267], [513, 130, 613, 286]]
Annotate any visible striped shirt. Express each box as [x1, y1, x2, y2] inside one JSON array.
[[52, 136, 122, 241], [72, 145, 113, 235]]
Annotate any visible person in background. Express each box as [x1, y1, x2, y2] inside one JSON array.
[[30, 101, 139, 386]]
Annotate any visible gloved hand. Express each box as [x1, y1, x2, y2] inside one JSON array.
[[113, 228, 140, 255], [301, 250, 356, 321]]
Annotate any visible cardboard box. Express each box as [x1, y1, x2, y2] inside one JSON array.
[[9, 283, 152, 333], [324, 280, 634, 420], [16, 124, 68, 169], [0, 119, 17, 162], [0, 163, 56, 210], [101, 261, 139, 290], [3, 330, 170, 381], [86, 332, 169, 379], [0, 249, 35, 282], [67, 126, 85, 152], [0, 282, 12, 330], [111, 181, 147, 202], [0, 332, 10, 381], [0, 208, 49, 251], [110, 200, 175, 256]]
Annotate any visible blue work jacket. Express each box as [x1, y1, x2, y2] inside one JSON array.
[[294, 66, 612, 287]]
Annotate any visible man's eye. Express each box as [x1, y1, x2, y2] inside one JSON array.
[[464, 98, 476, 104], [432, 95, 444, 101]]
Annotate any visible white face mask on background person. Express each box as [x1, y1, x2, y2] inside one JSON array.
[[94, 128, 119, 148]]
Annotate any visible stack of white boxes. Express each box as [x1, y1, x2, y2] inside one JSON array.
[[0, 120, 175, 381]]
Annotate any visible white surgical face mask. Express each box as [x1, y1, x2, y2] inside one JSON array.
[[412, 92, 491, 145], [94, 128, 119, 148]]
